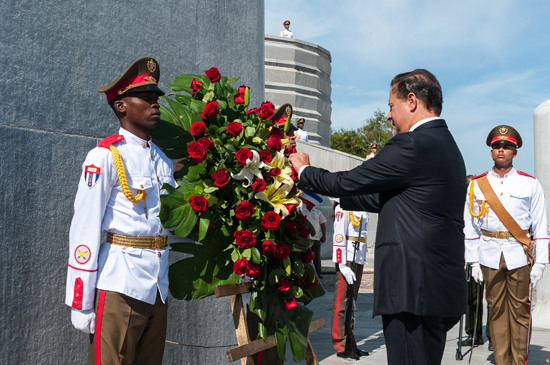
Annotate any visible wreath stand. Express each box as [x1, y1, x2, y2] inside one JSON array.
[[214, 283, 326, 365]]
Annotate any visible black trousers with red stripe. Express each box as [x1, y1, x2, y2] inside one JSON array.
[[89, 289, 168, 365], [331, 262, 363, 353]]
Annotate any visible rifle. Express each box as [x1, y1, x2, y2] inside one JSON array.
[[342, 216, 363, 360], [456, 263, 471, 361]]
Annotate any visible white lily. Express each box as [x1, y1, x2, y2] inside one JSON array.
[[231, 150, 268, 187], [255, 179, 302, 218]]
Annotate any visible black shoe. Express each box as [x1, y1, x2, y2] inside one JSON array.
[[356, 348, 369, 357], [460, 336, 483, 347], [488, 340, 493, 352], [337, 352, 360, 361]]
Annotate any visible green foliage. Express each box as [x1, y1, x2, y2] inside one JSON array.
[[330, 109, 393, 158]]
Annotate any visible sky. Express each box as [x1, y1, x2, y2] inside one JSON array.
[[265, 0, 550, 175]]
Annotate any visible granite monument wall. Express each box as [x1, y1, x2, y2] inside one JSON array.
[[0, 0, 265, 363]]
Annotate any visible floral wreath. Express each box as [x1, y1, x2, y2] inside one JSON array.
[[151, 67, 325, 361]]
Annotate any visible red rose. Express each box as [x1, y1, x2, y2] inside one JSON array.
[[189, 195, 209, 213], [305, 279, 319, 290], [290, 184, 298, 195], [259, 101, 275, 120], [227, 121, 243, 137], [270, 127, 284, 139], [299, 225, 312, 238], [233, 85, 249, 104], [266, 135, 283, 150], [298, 214, 307, 225], [247, 263, 261, 278], [284, 204, 296, 216], [275, 244, 290, 260], [284, 221, 299, 234], [233, 229, 256, 249], [187, 142, 207, 163], [294, 274, 307, 284], [283, 297, 298, 310], [291, 167, 298, 180], [201, 101, 219, 119], [290, 250, 300, 257], [190, 121, 206, 137], [262, 211, 281, 230], [262, 240, 277, 255], [276, 278, 291, 292], [301, 248, 315, 264], [198, 137, 214, 150], [258, 149, 273, 163], [267, 167, 281, 179], [212, 168, 230, 187], [190, 78, 203, 94], [235, 148, 253, 165], [252, 178, 266, 193], [233, 257, 249, 275], [205, 67, 221, 82], [284, 145, 297, 156], [248, 107, 259, 115], [235, 201, 255, 221]]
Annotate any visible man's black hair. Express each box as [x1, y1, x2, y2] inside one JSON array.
[[390, 69, 443, 116]]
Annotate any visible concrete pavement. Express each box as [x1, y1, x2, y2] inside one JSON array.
[[288, 254, 550, 364]]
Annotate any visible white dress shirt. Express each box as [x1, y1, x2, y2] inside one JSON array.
[[301, 206, 326, 240], [464, 168, 549, 270], [332, 205, 368, 265], [65, 128, 176, 311]]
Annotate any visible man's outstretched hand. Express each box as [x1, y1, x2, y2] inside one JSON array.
[[288, 152, 310, 173]]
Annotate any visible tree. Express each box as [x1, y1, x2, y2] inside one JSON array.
[[330, 109, 393, 158]]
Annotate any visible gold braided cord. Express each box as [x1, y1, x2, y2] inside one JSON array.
[[109, 145, 147, 204], [469, 180, 486, 218], [349, 211, 361, 227]]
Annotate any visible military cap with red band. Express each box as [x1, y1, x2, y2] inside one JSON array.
[[97, 57, 165, 104], [269, 103, 298, 132], [486, 125, 522, 148]]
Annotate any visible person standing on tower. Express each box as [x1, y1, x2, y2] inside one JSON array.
[[279, 20, 293, 38]]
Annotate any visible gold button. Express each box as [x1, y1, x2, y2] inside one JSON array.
[[142, 143, 146, 147], [74, 301, 78, 306], [157, 278, 159, 282], [157, 177, 160, 182], [500, 181, 503, 184], [140, 184, 144, 188], [157, 252, 162, 258], [77, 285, 80, 289], [159, 228, 163, 233], [500, 192, 503, 196], [76, 294, 80, 298], [122, 246, 126, 250]]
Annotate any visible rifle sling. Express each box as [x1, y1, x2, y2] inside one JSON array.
[[476, 175, 534, 269]]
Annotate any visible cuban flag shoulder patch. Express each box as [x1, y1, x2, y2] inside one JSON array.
[[84, 164, 101, 188]]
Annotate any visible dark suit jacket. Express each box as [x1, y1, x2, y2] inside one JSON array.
[[300, 119, 467, 318]]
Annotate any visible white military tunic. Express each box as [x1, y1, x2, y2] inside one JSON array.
[[279, 29, 293, 38], [464, 168, 549, 269], [365, 152, 375, 160], [295, 128, 308, 142], [65, 128, 176, 311], [332, 204, 368, 265]]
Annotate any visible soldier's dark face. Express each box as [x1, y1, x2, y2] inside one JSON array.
[[491, 143, 517, 166], [123, 92, 161, 130]]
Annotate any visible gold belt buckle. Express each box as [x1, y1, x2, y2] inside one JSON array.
[[498, 231, 507, 239], [153, 236, 162, 250]]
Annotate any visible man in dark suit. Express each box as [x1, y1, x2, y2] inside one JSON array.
[[289, 69, 467, 365]]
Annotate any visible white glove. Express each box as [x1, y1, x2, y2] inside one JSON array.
[[471, 262, 483, 284], [530, 263, 545, 286], [71, 308, 96, 334], [339, 263, 356, 285]]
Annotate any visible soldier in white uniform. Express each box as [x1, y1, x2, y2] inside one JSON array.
[[66, 57, 176, 364], [365, 143, 377, 160], [330, 199, 369, 359], [279, 20, 293, 38], [295, 118, 309, 142], [464, 125, 548, 365]]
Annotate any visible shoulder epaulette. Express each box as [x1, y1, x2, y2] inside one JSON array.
[[472, 172, 489, 180], [98, 135, 124, 149], [517, 171, 536, 179]]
